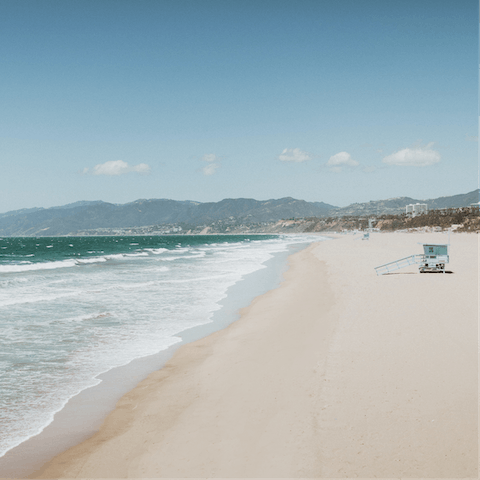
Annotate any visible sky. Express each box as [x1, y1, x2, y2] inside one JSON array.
[[0, 0, 478, 212]]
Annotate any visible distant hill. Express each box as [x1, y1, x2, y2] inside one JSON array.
[[332, 189, 479, 216], [427, 190, 479, 209], [0, 190, 477, 236], [0, 197, 335, 236]]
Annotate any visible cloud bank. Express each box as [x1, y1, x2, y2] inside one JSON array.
[[382, 143, 440, 166], [278, 148, 311, 163], [83, 160, 151, 176], [202, 154, 220, 175]]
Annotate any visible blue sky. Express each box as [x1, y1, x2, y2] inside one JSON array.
[[1, 0, 477, 212]]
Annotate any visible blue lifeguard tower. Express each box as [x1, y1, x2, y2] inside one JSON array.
[[375, 243, 449, 275], [419, 244, 449, 273]]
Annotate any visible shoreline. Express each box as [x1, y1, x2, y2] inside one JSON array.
[[30, 241, 337, 478], [0, 240, 312, 478], [3, 232, 477, 478]]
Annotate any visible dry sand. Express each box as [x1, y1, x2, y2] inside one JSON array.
[[27, 232, 478, 478]]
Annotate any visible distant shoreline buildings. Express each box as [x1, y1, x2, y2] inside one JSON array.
[[406, 203, 428, 217]]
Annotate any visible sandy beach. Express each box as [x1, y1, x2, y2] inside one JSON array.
[[15, 232, 479, 477]]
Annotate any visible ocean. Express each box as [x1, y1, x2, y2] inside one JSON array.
[[0, 234, 321, 461]]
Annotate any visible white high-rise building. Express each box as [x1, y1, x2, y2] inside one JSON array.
[[406, 203, 428, 217]]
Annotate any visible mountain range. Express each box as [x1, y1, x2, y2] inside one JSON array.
[[0, 190, 478, 236]]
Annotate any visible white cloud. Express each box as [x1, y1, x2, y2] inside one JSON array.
[[201, 154, 220, 175], [93, 160, 129, 175], [382, 143, 440, 166], [83, 160, 151, 176], [202, 163, 220, 175], [327, 151, 358, 166], [131, 163, 151, 174], [202, 154, 217, 163], [326, 152, 359, 172], [278, 148, 311, 163]]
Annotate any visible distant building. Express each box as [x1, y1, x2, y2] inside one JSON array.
[[406, 203, 428, 217]]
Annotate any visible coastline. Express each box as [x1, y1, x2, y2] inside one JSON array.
[[29, 240, 337, 478], [0, 239, 312, 478], [3, 232, 478, 478]]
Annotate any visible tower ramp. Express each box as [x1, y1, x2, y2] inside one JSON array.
[[375, 254, 424, 276]]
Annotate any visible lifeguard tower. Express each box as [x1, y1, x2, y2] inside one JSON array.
[[361, 218, 375, 240], [375, 243, 449, 275], [419, 244, 449, 273]]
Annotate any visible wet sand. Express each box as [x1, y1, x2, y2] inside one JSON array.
[[22, 233, 479, 477]]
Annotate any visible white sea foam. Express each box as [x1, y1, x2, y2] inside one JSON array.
[[0, 235, 322, 459], [76, 257, 108, 264], [144, 248, 169, 255], [104, 254, 127, 260], [0, 291, 78, 307], [0, 259, 78, 273]]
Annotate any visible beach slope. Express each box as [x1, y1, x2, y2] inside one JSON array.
[[30, 233, 478, 478]]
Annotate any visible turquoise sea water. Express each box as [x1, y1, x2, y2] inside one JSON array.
[[0, 234, 318, 458]]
